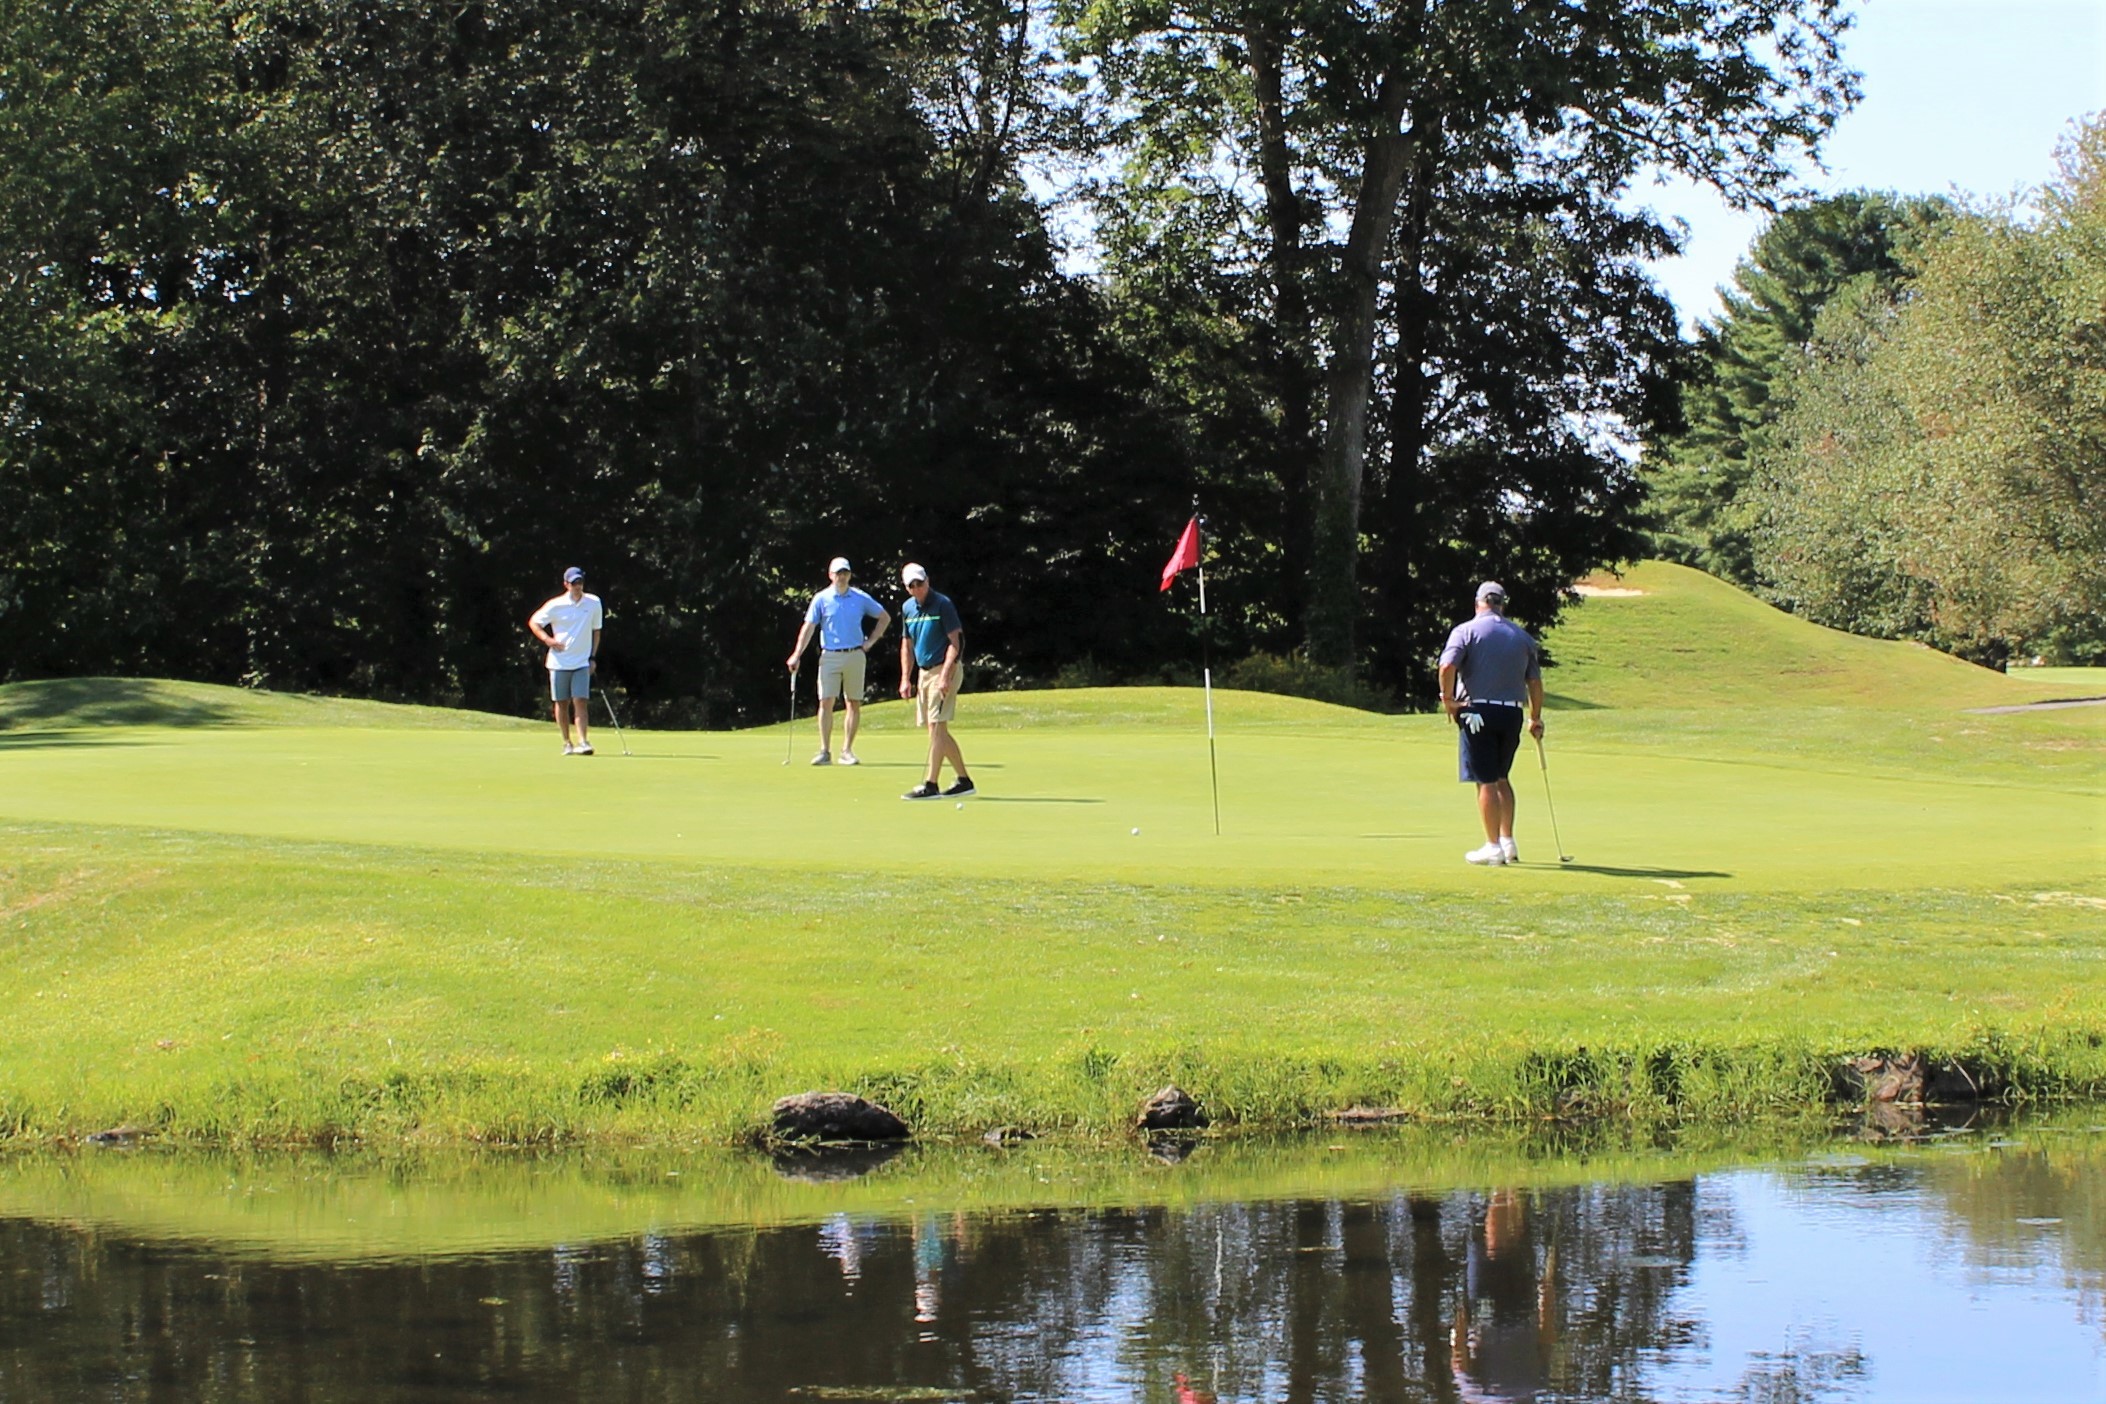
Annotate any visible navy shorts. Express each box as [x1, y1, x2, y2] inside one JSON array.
[[550, 667, 591, 702], [1457, 704, 1523, 783]]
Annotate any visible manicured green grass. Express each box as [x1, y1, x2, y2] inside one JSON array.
[[0, 563, 2099, 1144]]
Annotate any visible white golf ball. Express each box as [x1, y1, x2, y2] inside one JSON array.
[[956, 801, 964, 810], [1131, 827, 1141, 836]]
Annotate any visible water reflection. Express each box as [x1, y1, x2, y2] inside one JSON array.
[[3, 1136, 2103, 1401]]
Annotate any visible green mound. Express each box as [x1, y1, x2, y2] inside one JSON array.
[[0, 677, 535, 732], [1541, 562, 2074, 711]]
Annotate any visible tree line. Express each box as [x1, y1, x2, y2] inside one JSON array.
[[1647, 118, 2106, 668], [1, 0, 1853, 722]]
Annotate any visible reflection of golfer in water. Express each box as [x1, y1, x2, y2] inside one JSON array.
[[1451, 1189, 1558, 1404], [1439, 581, 1544, 866]]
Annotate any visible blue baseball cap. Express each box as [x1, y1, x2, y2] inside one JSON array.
[[563, 566, 585, 584]]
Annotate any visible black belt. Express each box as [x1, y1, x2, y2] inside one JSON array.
[[822, 647, 863, 653]]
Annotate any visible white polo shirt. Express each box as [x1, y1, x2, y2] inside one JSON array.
[[532, 592, 603, 671]]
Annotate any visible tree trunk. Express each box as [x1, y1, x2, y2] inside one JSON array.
[[1246, 16, 1314, 633], [1374, 127, 1440, 692], [1305, 65, 1416, 670]]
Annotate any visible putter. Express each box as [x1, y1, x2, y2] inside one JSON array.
[[783, 668, 798, 765], [600, 690, 633, 756], [1534, 734, 1573, 863]]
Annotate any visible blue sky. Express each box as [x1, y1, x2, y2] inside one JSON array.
[[1639, 0, 2106, 329]]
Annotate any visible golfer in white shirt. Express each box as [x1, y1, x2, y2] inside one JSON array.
[[528, 566, 604, 755]]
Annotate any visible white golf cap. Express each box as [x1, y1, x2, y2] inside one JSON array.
[[1476, 580, 1507, 603], [902, 562, 929, 586], [828, 557, 851, 575]]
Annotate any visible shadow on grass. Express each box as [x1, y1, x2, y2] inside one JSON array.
[[1551, 863, 1734, 880], [0, 678, 236, 730], [974, 796, 1105, 805], [0, 729, 156, 751], [1541, 692, 1608, 711]]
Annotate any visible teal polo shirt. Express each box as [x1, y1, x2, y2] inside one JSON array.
[[902, 590, 963, 669]]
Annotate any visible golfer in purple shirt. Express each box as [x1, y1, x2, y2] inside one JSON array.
[[1438, 581, 1544, 866]]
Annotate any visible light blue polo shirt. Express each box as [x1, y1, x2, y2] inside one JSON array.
[[805, 586, 885, 649]]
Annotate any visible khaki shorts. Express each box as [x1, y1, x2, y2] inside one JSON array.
[[816, 649, 867, 702], [915, 665, 962, 726]]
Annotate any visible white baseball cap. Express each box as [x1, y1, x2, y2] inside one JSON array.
[[901, 563, 929, 586], [828, 557, 851, 575]]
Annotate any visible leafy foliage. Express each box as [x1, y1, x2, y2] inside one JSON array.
[[1646, 191, 1951, 585], [0, 0, 1186, 722], [1750, 120, 2106, 665], [1068, 0, 1858, 692]]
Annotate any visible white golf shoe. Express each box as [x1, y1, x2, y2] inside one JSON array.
[[575, 741, 594, 756], [810, 750, 831, 766], [1465, 842, 1507, 866], [1500, 837, 1519, 863], [561, 742, 576, 756], [838, 751, 860, 766]]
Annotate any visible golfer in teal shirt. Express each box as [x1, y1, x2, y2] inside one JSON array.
[[897, 562, 973, 799]]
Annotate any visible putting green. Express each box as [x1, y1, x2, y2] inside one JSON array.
[[0, 693, 2093, 892], [1, 562, 2099, 1140]]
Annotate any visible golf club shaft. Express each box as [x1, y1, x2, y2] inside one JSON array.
[[785, 668, 798, 764], [1534, 734, 1569, 860], [600, 690, 631, 755]]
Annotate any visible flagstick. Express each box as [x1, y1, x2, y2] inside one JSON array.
[[1199, 562, 1220, 836]]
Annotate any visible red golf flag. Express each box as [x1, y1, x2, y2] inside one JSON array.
[[1160, 516, 1201, 592]]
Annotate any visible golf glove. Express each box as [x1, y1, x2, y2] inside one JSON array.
[[1460, 710, 1483, 735]]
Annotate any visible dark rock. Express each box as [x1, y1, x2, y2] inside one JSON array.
[[1137, 1085, 1207, 1131], [1328, 1106, 1412, 1125], [770, 1091, 909, 1144], [1833, 1054, 1926, 1105]]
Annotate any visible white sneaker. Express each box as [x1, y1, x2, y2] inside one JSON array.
[[838, 751, 860, 766], [1500, 837, 1519, 863], [575, 742, 594, 756], [1465, 842, 1507, 866], [810, 751, 831, 766], [561, 743, 576, 756]]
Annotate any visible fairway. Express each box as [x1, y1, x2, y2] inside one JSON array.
[[2, 564, 2101, 1142]]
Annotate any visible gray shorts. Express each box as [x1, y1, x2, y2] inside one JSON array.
[[550, 667, 591, 702]]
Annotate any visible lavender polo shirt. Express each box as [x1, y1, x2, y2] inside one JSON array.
[[1438, 612, 1541, 705]]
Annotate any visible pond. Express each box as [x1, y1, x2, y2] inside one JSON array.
[[3, 1115, 2102, 1402]]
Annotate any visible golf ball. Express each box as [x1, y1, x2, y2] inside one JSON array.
[[1131, 827, 1141, 836], [955, 802, 964, 810]]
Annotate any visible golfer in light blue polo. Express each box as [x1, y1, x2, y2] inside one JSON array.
[[786, 557, 890, 765]]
